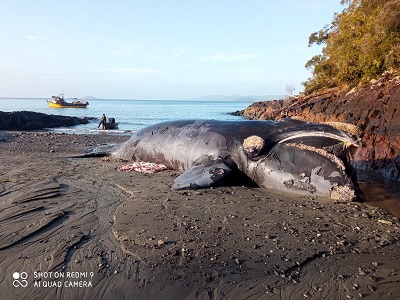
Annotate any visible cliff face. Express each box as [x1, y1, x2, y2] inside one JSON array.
[[241, 74, 400, 181]]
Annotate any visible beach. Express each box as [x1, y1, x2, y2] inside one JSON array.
[[0, 131, 399, 300]]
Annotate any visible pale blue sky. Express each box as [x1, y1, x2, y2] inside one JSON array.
[[0, 1, 344, 99]]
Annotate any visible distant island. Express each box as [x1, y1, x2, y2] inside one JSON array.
[[81, 96, 98, 100], [187, 94, 283, 102]]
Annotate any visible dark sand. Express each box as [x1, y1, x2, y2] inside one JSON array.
[[0, 131, 399, 300]]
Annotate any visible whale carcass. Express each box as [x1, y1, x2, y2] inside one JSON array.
[[112, 119, 359, 201]]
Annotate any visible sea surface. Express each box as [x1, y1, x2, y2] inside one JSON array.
[[0, 97, 251, 134]]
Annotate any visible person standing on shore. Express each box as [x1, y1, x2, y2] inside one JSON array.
[[98, 114, 106, 129]]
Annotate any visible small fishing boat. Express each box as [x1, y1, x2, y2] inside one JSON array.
[[47, 94, 89, 108], [104, 117, 119, 130], [104, 122, 119, 130]]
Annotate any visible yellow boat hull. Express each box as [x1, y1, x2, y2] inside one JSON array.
[[47, 100, 88, 108]]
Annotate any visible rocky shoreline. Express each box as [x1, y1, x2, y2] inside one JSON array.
[[0, 111, 93, 131], [234, 74, 400, 183]]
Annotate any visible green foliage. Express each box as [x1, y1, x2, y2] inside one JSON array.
[[303, 0, 400, 94], [308, 25, 330, 46]]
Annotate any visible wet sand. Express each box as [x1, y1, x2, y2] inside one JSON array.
[[0, 131, 399, 300]]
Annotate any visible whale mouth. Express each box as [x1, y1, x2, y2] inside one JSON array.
[[246, 127, 360, 166], [286, 143, 346, 171], [268, 127, 361, 169], [277, 131, 359, 148]]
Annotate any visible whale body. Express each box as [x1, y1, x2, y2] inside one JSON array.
[[112, 119, 359, 201]]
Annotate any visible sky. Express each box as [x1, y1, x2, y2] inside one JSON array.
[[0, 1, 345, 100]]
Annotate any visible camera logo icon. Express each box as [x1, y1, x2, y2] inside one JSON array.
[[12, 272, 28, 287]]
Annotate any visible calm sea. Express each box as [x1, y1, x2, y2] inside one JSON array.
[[0, 98, 251, 134]]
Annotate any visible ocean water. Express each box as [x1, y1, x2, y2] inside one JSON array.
[[0, 98, 251, 134]]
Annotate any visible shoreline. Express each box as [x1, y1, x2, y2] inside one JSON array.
[[0, 131, 399, 299]]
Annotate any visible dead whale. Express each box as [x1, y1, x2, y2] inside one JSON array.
[[111, 119, 359, 201]]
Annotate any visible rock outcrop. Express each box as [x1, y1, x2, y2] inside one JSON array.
[[239, 73, 400, 181], [0, 111, 90, 131]]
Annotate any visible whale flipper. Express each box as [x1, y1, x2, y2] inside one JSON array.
[[172, 158, 236, 190]]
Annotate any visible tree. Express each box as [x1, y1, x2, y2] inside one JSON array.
[[303, 0, 400, 94]]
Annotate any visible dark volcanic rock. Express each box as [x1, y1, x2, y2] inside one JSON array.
[[0, 111, 91, 131], [240, 74, 400, 181]]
